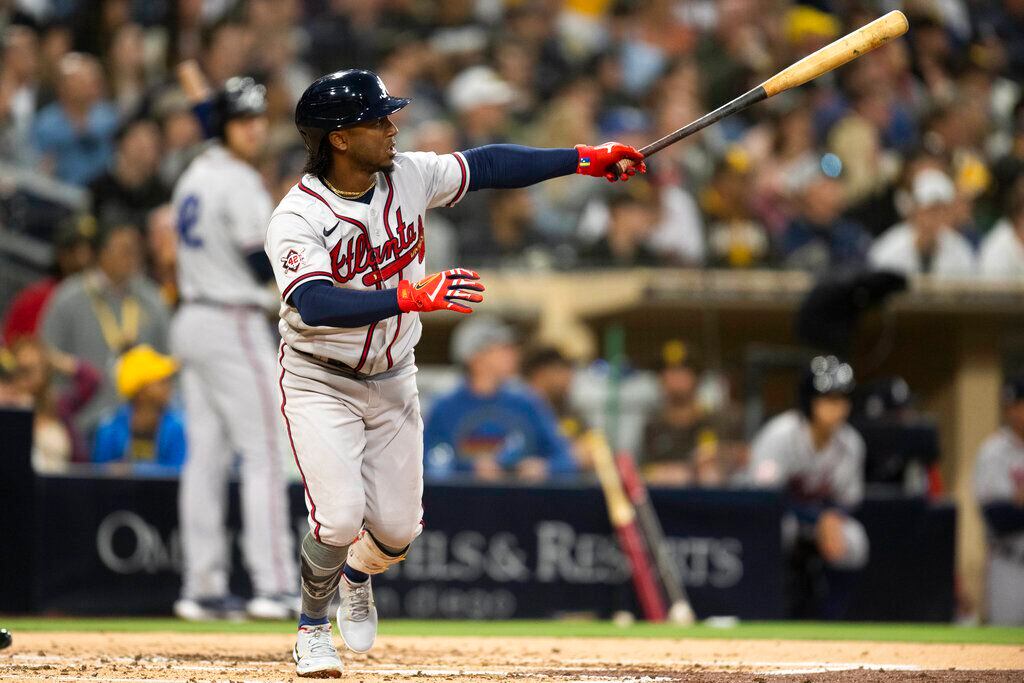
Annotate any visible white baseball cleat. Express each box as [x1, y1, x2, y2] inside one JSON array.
[[173, 595, 247, 622], [247, 593, 300, 620], [337, 576, 377, 653], [293, 623, 342, 678]]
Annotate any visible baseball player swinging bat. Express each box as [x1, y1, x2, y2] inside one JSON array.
[[614, 10, 909, 176]]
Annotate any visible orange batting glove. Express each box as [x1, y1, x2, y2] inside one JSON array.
[[575, 142, 646, 182], [397, 268, 485, 314]]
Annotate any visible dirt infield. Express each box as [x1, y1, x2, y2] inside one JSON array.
[[1, 632, 1022, 682]]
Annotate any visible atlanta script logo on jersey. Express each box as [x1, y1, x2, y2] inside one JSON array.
[[329, 207, 425, 287], [281, 247, 306, 272]]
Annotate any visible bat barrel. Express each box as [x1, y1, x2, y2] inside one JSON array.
[[615, 11, 908, 174], [760, 10, 908, 97]]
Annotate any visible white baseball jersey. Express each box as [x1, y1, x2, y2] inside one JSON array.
[[748, 409, 865, 508], [975, 427, 1024, 548], [265, 151, 470, 375], [170, 143, 297, 601], [868, 222, 977, 279], [172, 144, 275, 306], [974, 426, 1024, 625], [978, 219, 1024, 281]]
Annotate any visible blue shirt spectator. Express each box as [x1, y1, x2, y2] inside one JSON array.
[[424, 315, 577, 481], [782, 216, 871, 271], [93, 403, 187, 471], [91, 345, 186, 473], [424, 381, 577, 478], [781, 170, 871, 273], [30, 52, 119, 186]]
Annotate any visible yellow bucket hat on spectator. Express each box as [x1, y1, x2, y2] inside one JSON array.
[[116, 345, 178, 399], [724, 146, 752, 174], [785, 6, 840, 44], [564, 0, 612, 16], [955, 154, 991, 198], [0, 347, 16, 377], [662, 340, 688, 368]]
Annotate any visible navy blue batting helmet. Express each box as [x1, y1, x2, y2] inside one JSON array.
[[295, 69, 411, 155], [1003, 375, 1024, 405], [212, 76, 267, 137], [798, 355, 855, 417]]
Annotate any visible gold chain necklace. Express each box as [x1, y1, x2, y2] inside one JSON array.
[[323, 175, 376, 199]]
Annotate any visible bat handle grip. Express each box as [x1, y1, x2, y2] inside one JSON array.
[[611, 140, 663, 178], [611, 159, 633, 179]]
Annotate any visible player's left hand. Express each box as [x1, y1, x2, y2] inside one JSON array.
[[575, 142, 646, 182], [397, 268, 485, 314], [515, 456, 549, 483], [474, 457, 503, 482], [815, 509, 848, 564]]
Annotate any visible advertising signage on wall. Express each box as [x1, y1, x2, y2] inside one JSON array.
[[0, 410, 954, 621], [21, 475, 785, 619]]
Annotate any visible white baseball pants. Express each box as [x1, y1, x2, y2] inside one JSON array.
[[277, 343, 424, 549], [986, 551, 1024, 625], [171, 303, 297, 599]]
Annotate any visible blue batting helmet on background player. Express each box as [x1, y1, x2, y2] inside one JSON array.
[[799, 355, 856, 417], [294, 69, 411, 156], [211, 76, 267, 138]]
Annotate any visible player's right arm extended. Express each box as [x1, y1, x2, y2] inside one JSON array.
[[462, 143, 645, 189]]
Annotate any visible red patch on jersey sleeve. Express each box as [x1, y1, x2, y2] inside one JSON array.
[[281, 248, 305, 272]]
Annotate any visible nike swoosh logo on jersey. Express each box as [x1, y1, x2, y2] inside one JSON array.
[[323, 221, 339, 237]]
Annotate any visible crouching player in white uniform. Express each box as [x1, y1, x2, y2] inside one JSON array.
[[268, 69, 646, 677], [171, 77, 298, 620], [748, 355, 869, 618], [974, 376, 1024, 625]]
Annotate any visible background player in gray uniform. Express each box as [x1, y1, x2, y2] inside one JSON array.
[[974, 375, 1024, 625], [269, 69, 645, 677], [748, 355, 868, 618], [170, 77, 297, 621]]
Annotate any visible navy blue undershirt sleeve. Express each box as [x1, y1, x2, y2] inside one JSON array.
[[789, 502, 826, 525], [192, 99, 215, 139], [982, 502, 1024, 535], [245, 250, 275, 283], [290, 280, 401, 328], [462, 145, 578, 191]]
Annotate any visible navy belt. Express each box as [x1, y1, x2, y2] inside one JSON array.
[[293, 348, 367, 380]]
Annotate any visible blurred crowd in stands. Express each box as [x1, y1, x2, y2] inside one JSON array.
[[1, 0, 1024, 282]]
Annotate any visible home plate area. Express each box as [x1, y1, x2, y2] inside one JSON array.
[[1, 633, 1022, 682]]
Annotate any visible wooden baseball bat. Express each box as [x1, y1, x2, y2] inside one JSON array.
[[176, 59, 211, 103], [590, 433, 668, 622], [615, 452, 696, 625], [615, 10, 908, 175]]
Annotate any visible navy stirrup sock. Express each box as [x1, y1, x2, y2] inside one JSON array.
[[342, 564, 369, 584], [299, 613, 329, 627]]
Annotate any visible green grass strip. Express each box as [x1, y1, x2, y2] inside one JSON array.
[[1, 618, 1022, 645]]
